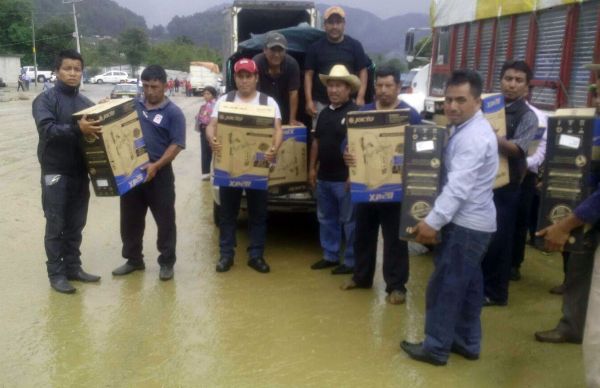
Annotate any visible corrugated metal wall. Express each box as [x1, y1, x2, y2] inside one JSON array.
[[453, 24, 466, 69], [476, 19, 495, 88], [512, 14, 531, 61], [491, 17, 511, 92]]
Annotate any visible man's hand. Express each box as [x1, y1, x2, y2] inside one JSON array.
[[210, 136, 222, 155], [289, 119, 303, 126], [78, 114, 102, 139], [536, 223, 571, 252], [142, 162, 159, 182], [409, 221, 439, 245], [306, 100, 317, 118], [308, 168, 317, 190], [356, 96, 365, 107], [265, 146, 277, 163], [343, 147, 356, 167]]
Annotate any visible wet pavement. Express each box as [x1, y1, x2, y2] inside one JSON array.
[[0, 84, 586, 387]]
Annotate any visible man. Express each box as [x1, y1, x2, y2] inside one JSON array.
[[304, 6, 369, 124], [340, 66, 421, 304], [511, 95, 548, 281], [400, 70, 498, 366], [253, 31, 301, 125], [32, 49, 101, 294], [537, 140, 599, 386], [534, 69, 600, 345], [112, 65, 186, 281], [309, 64, 359, 275], [481, 60, 539, 306], [206, 58, 283, 274]]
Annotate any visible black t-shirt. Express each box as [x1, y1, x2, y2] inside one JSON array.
[[304, 35, 369, 104], [315, 100, 358, 181], [253, 53, 300, 124]]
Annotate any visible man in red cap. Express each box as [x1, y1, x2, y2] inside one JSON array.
[[206, 58, 283, 274], [304, 5, 369, 125]]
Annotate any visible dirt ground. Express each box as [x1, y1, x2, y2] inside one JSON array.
[[0, 83, 585, 387]]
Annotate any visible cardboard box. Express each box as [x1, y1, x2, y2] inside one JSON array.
[[347, 109, 409, 203], [536, 108, 600, 252], [399, 125, 448, 241], [268, 125, 308, 195], [74, 98, 148, 196], [481, 93, 510, 188], [213, 101, 275, 190]]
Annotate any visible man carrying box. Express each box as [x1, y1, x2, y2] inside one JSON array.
[[206, 58, 283, 274], [32, 49, 102, 294], [481, 60, 539, 306], [340, 66, 421, 304], [111, 65, 186, 281], [308, 64, 359, 275], [401, 70, 498, 366]]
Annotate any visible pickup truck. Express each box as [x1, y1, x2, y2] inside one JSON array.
[[21, 66, 54, 83]]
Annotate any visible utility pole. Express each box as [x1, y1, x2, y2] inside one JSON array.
[[31, 10, 38, 87], [63, 0, 83, 53]]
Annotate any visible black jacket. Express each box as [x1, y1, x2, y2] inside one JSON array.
[[32, 80, 94, 176]]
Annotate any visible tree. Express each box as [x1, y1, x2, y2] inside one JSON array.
[[145, 41, 221, 72], [119, 28, 148, 76], [35, 19, 74, 68], [0, 0, 33, 63]]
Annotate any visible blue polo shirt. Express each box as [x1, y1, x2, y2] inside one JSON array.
[[137, 98, 186, 161], [360, 101, 422, 125]]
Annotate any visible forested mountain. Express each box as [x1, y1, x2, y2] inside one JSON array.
[[34, 0, 147, 36]]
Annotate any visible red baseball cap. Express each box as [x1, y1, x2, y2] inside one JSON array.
[[234, 58, 258, 74]]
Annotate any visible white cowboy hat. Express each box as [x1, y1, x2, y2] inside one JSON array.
[[319, 64, 361, 93]]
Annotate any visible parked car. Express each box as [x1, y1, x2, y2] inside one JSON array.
[[91, 71, 129, 84], [110, 83, 141, 99], [21, 66, 54, 83]]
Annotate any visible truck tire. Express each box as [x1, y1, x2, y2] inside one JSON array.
[[37, 75, 46, 83], [213, 202, 220, 226]]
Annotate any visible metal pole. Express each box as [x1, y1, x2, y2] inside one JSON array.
[[32, 10, 38, 88], [72, 2, 81, 53]]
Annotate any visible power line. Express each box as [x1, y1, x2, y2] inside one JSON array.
[[0, 34, 74, 49]]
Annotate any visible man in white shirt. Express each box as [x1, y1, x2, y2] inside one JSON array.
[[206, 58, 283, 274]]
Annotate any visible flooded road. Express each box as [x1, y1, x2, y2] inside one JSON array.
[[0, 84, 585, 387]]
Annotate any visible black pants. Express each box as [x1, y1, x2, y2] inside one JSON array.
[[482, 184, 520, 304], [41, 173, 90, 279], [555, 250, 594, 340], [512, 172, 537, 270], [219, 187, 268, 260], [353, 202, 409, 293], [199, 126, 212, 175], [120, 165, 177, 266]]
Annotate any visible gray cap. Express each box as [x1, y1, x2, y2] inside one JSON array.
[[265, 31, 287, 50]]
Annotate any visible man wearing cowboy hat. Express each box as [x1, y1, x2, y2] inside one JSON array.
[[304, 6, 369, 124], [253, 31, 302, 125], [537, 62, 600, 387], [309, 64, 360, 275]]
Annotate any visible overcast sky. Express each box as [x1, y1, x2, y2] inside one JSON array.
[[112, 0, 431, 27]]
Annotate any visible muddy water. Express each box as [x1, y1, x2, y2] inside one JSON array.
[[0, 86, 585, 387]]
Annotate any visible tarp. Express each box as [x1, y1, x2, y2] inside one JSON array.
[[431, 0, 594, 27], [189, 61, 220, 74], [237, 23, 326, 54]]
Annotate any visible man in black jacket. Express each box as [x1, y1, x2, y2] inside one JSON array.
[[32, 49, 102, 294]]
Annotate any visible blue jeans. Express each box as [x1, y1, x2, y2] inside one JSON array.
[[219, 187, 268, 260], [423, 223, 493, 362], [316, 180, 355, 267]]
